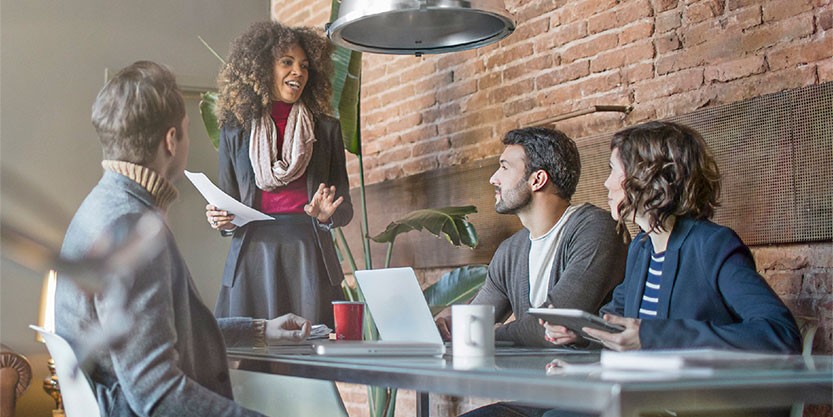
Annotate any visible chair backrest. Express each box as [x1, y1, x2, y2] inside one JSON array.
[[794, 315, 819, 357], [789, 316, 820, 417], [229, 369, 348, 417], [1, 344, 32, 417], [29, 326, 100, 417]]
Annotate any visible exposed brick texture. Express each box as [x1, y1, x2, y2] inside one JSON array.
[[704, 54, 767, 82], [686, 0, 725, 24], [752, 244, 833, 356], [821, 8, 833, 30], [819, 57, 833, 81], [653, 0, 678, 14], [656, 9, 683, 33], [274, 1, 833, 415], [762, 0, 815, 22]]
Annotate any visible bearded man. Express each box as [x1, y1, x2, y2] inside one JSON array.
[[437, 127, 628, 348]]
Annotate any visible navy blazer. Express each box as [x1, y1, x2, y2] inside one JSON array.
[[601, 217, 801, 353], [218, 115, 353, 286]]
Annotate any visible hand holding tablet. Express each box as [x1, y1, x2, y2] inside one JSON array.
[[528, 308, 624, 342]]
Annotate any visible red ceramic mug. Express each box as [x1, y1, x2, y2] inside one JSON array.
[[332, 301, 364, 340]]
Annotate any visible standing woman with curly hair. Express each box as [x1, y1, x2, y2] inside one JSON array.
[[542, 121, 800, 355], [205, 21, 352, 327]]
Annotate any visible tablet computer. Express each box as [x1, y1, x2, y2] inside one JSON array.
[[528, 308, 624, 340]]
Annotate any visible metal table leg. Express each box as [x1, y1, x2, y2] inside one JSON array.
[[417, 391, 430, 417]]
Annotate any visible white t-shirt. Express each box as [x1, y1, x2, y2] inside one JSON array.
[[528, 205, 578, 307]]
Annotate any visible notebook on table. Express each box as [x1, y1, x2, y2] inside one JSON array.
[[313, 267, 445, 356]]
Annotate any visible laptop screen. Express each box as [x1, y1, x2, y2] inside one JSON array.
[[354, 267, 443, 345]]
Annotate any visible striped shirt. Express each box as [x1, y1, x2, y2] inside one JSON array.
[[638, 250, 665, 319]]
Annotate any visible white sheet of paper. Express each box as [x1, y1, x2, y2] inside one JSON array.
[[184, 170, 273, 227]]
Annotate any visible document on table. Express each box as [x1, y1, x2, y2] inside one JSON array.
[[600, 348, 787, 371], [184, 170, 273, 227]]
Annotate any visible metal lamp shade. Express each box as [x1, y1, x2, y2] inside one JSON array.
[[327, 0, 515, 55]]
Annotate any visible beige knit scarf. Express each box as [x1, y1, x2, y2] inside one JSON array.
[[249, 102, 315, 191]]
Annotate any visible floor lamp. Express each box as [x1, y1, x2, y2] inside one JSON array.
[[36, 269, 65, 417]]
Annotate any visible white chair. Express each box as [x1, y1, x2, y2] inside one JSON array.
[[229, 369, 349, 417], [790, 316, 820, 417], [29, 325, 100, 417]]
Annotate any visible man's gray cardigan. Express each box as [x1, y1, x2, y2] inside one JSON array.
[[56, 171, 265, 416], [470, 203, 628, 347]]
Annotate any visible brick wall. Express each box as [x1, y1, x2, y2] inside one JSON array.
[[275, 0, 832, 183], [753, 244, 833, 354], [271, 1, 832, 416]]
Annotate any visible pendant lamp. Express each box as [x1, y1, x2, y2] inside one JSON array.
[[327, 0, 515, 55]]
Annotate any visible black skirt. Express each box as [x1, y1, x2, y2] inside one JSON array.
[[214, 214, 342, 327]]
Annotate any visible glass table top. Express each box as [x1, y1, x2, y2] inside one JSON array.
[[228, 346, 833, 415], [228, 346, 833, 387]]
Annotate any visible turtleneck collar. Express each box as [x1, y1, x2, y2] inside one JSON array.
[[271, 100, 293, 121], [101, 160, 178, 211]]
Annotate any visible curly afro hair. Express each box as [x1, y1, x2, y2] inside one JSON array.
[[216, 21, 334, 129]]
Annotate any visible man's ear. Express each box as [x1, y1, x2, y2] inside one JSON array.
[[162, 126, 178, 157], [529, 169, 550, 192]]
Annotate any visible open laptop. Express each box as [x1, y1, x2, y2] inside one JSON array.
[[313, 267, 445, 356]]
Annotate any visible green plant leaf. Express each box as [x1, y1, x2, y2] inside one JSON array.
[[340, 51, 362, 155], [328, 0, 340, 21], [330, 46, 362, 155], [423, 265, 488, 316], [333, 228, 358, 274], [329, 46, 350, 119], [363, 305, 380, 342], [340, 280, 358, 301], [368, 386, 390, 417], [329, 0, 361, 155], [199, 91, 220, 150], [198, 35, 226, 65], [370, 206, 478, 248], [384, 387, 397, 416]]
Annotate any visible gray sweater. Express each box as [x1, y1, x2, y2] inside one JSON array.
[[56, 171, 264, 417], [470, 203, 628, 347]]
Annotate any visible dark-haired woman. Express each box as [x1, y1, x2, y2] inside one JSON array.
[[543, 120, 800, 353], [535, 122, 802, 417], [205, 21, 352, 327]]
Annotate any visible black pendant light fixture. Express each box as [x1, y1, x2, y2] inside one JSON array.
[[327, 0, 515, 56]]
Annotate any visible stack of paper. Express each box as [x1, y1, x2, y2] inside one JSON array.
[[310, 324, 332, 340]]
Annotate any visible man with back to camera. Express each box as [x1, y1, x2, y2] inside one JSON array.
[[436, 127, 628, 348], [54, 61, 310, 416]]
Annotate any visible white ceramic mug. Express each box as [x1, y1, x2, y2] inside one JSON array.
[[452, 304, 495, 357]]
